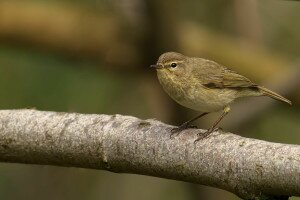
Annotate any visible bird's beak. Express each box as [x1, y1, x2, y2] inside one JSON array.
[[150, 64, 163, 69]]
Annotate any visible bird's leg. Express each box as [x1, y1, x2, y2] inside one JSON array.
[[170, 112, 209, 138], [194, 106, 231, 143]]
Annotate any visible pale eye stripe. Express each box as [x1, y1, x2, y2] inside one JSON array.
[[165, 61, 184, 65]]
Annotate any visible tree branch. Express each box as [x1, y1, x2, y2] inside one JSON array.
[[0, 109, 299, 200]]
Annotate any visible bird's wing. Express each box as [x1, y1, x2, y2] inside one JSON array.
[[193, 59, 257, 88]]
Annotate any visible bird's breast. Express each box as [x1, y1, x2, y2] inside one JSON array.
[[157, 70, 188, 102], [157, 71, 236, 112]]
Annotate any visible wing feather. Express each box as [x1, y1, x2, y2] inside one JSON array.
[[192, 59, 256, 88]]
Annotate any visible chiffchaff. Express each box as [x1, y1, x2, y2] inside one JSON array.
[[151, 52, 291, 142]]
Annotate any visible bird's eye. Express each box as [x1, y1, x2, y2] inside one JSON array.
[[171, 63, 177, 68]]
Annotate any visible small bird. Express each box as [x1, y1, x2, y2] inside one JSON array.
[[150, 52, 291, 142]]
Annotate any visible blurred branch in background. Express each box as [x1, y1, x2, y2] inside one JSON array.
[[0, 1, 139, 68], [0, 109, 300, 200]]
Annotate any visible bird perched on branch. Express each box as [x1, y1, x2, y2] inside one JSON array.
[[151, 52, 291, 142]]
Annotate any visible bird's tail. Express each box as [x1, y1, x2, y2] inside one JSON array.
[[258, 86, 292, 105]]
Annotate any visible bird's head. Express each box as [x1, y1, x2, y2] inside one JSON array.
[[150, 52, 188, 77]]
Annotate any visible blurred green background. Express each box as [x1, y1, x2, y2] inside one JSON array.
[[0, 0, 299, 199]]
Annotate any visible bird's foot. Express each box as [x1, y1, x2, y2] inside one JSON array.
[[193, 127, 220, 144], [170, 123, 197, 138]]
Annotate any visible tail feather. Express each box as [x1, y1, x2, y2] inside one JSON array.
[[258, 86, 292, 105]]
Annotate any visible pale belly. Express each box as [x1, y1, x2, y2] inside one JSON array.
[[157, 72, 237, 112], [174, 86, 236, 112]]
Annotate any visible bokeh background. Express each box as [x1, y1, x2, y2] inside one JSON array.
[[0, 0, 299, 199]]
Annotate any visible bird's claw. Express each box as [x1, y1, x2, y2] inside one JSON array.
[[170, 127, 184, 139], [193, 127, 220, 144]]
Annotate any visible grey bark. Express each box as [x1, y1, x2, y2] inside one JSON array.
[[0, 109, 299, 200]]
